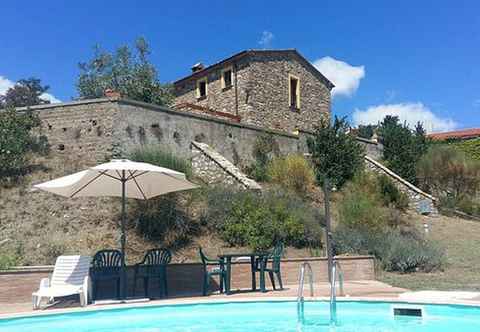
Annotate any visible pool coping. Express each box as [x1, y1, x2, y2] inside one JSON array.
[[2, 296, 480, 321]]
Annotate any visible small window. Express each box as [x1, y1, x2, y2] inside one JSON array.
[[221, 67, 233, 89], [196, 78, 208, 99], [289, 75, 300, 109]]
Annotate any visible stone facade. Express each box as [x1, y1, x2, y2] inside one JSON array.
[[174, 50, 333, 133]]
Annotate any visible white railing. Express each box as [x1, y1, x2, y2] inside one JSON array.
[[297, 262, 314, 323]]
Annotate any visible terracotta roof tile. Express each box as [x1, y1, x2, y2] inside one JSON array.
[[427, 128, 480, 140]]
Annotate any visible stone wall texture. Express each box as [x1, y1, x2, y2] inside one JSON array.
[[174, 51, 331, 133], [191, 141, 261, 190]]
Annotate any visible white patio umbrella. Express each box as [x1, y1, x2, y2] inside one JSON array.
[[34, 159, 198, 299]]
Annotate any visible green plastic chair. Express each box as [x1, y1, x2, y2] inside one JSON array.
[[90, 249, 123, 301], [254, 243, 284, 291], [199, 248, 226, 296], [133, 248, 172, 298]]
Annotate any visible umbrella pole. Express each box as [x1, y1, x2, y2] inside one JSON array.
[[121, 171, 127, 300]]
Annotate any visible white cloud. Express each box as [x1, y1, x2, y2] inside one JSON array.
[[0, 76, 14, 95], [258, 30, 274, 49], [313, 56, 365, 98], [352, 102, 458, 133], [0, 75, 60, 104], [40, 93, 61, 104]]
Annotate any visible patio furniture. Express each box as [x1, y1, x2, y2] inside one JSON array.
[[90, 249, 123, 301], [133, 248, 172, 298], [253, 243, 284, 291], [218, 251, 268, 295], [200, 248, 226, 296], [32, 255, 91, 309]]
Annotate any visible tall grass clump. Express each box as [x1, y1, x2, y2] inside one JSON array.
[[129, 145, 192, 178], [266, 154, 314, 194]]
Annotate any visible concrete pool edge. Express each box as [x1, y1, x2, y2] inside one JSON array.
[[2, 295, 480, 321]]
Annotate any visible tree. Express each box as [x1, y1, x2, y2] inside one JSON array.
[[357, 124, 376, 139], [0, 78, 50, 108], [0, 107, 41, 180], [307, 117, 365, 190], [77, 37, 174, 106], [377, 116, 428, 184]]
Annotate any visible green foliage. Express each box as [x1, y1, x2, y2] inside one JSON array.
[[377, 116, 428, 184], [0, 78, 50, 108], [417, 145, 480, 201], [129, 145, 192, 179], [377, 175, 409, 209], [334, 225, 444, 273], [0, 253, 17, 270], [266, 154, 315, 194], [77, 37, 174, 106], [447, 138, 480, 161], [307, 117, 365, 189], [246, 134, 279, 182], [357, 124, 376, 139], [202, 186, 323, 250], [134, 193, 199, 248], [0, 107, 42, 180]]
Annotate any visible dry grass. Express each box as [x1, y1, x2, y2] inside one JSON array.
[[379, 213, 480, 291]]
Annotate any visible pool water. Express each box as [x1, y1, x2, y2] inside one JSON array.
[[1, 300, 479, 332]]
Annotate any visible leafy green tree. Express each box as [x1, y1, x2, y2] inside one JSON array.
[[0, 78, 50, 108], [357, 124, 376, 139], [77, 37, 174, 106], [377, 116, 428, 184], [0, 107, 41, 179], [307, 117, 365, 189]]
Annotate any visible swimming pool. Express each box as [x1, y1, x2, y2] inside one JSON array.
[[1, 300, 479, 331]]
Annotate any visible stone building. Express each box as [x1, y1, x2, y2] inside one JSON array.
[[173, 49, 334, 133]]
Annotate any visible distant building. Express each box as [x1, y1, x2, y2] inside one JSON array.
[[173, 49, 334, 133], [427, 128, 480, 141]]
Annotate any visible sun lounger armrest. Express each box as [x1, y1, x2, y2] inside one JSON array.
[[39, 277, 50, 289]]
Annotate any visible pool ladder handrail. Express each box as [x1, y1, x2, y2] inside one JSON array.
[[330, 259, 345, 325], [297, 262, 314, 323]]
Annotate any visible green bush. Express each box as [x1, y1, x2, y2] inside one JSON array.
[[0, 107, 42, 181], [134, 192, 199, 248], [246, 134, 279, 182], [377, 175, 409, 209], [202, 186, 323, 250], [129, 145, 192, 178], [333, 225, 444, 273], [266, 154, 314, 194], [0, 253, 17, 270]]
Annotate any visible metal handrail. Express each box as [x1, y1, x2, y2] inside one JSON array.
[[330, 259, 345, 325], [297, 262, 314, 323]]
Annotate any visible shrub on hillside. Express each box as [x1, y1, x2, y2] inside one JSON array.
[[129, 145, 192, 178], [246, 134, 279, 182], [333, 225, 444, 273], [0, 107, 43, 182], [417, 145, 480, 201], [266, 154, 314, 194], [377, 174, 409, 210], [202, 186, 323, 250], [133, 193, 199, 248]]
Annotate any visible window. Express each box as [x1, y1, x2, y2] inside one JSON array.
[[196, 77, 208, 99], [221, 67, 233, 90], [289, 75, 300, 109]]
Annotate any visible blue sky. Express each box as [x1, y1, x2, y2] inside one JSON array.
[[1, 1, 479, 132]]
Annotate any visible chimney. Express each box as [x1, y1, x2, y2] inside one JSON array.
[[191, 62, 205, 73], [104, 89, 121, 98]]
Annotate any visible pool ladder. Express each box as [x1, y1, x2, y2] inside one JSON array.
[[297, 262, 314, 324], [296, 260, 345, 325]]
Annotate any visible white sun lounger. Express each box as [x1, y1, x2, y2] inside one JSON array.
[[32, 255, 91, 309]]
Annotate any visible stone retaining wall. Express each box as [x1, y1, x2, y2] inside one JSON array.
[[191, 141, 261, 190]]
